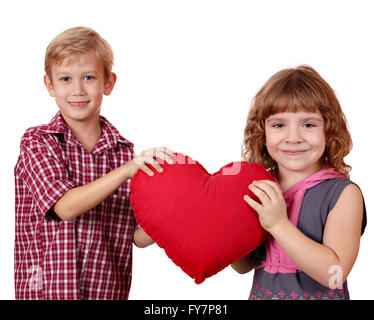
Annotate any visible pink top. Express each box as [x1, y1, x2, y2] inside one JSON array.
[[257, 168, 345, 274]]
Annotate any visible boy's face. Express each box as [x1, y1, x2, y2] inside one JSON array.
[[44, 51, 116, 125]]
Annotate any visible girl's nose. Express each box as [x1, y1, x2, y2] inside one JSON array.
[[285, 126, 302, 143]]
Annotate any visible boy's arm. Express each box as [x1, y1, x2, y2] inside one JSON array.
[[53, 161, 133, 220], [53, 147, 175, 221]]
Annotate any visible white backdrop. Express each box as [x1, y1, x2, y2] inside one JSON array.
[[1, 0, 373, 300]]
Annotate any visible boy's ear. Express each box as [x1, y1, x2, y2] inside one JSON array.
[[44, 74, 55, 97], [104, 72, 117, 96]]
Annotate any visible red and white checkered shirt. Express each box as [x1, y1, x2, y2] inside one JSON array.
[[14, 112, 135, 299]]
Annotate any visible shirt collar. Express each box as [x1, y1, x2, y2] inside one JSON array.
[[95, 114, 134, 155], [36, 112, 134, 151]]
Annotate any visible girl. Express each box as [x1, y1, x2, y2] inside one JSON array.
[[231, 65, 367, 300]]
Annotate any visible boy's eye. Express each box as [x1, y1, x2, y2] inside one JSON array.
[[84, 75, 95, 80], [60, 76, 71, 82]]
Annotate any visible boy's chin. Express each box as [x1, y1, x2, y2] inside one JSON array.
[[59, 108, 101, 123]]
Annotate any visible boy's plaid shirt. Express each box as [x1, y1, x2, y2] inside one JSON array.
[[14, 112, 135, 299]]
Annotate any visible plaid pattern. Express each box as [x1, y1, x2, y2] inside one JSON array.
[[14, 112, 135, 299]]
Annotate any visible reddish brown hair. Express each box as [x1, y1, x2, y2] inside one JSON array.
[[242, 65, 352, 178]]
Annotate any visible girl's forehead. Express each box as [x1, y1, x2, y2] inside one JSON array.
[[266, 110, 324, 121]]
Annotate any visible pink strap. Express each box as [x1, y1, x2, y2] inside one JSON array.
[[255, 261, 300, 273]]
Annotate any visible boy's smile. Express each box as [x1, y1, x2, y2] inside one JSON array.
[[44, 51, 116, 127], [68, 100, 91, 109], [265, 111, 326, 179]]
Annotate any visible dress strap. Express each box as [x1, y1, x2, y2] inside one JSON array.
[[255, 260, 301, 273]]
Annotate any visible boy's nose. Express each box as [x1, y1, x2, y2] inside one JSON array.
[[72, 80, 86, 95]]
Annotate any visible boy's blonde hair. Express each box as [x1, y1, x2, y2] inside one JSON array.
[[242, 65, 352, 178], [45, 26, 114, 81]]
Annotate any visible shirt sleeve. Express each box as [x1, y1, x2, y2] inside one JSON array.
[[17, 134, 76, 217]]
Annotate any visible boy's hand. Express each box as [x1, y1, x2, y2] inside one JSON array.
[[128, 147, 175, 178]]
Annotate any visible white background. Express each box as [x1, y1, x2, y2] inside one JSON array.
[[1, 0, 373, 299]]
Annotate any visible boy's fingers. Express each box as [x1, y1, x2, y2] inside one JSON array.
[[156, 146, 175, 157], [141, 164, 155, 176], [142, 147, 174, 158], [144, 156, 164, 173], [154, 151, 175, 165], [151, 163, 164, 173]]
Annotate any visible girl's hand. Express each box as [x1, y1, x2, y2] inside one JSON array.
[[244, 180, 288, 233], [127, 147, 175, 178]]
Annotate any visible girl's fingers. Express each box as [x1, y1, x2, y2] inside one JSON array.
[[244, 195, 263, 213], [249, 183, 271, 205], [260, 180, 284, 198], [250, 180, 277, 202]]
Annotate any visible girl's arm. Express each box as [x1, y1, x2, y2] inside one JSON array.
[[245, 180, 364, 288], [133, 227, 155, 248], [230, 254, 254, 274]]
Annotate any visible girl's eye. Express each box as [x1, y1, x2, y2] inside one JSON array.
[[272, 123, 285, 128], [84, 75, 95, 80], [304, 122, 316, 128]]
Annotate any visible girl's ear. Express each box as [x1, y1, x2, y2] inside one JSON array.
[[104, 72, 117, 96], [44, 74, 55, 97]]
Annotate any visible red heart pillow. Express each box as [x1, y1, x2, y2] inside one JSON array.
[[130, 153, 274, 284]]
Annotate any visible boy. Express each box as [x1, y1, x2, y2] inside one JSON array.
[[14, 26, 171, 299]]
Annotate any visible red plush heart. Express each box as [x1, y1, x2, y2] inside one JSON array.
[[130, 153, 274, 284]]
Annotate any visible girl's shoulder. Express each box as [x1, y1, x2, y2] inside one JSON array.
[[300, 178, 367, 236], [308, 177, 360, 210], [326, 179, 366, 235]]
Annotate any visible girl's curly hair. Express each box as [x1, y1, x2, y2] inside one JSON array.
[[242, 65, 352, 178]]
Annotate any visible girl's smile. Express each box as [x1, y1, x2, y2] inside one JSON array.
[[280, 149, 310, 156]]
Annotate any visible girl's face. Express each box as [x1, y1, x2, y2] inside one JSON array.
[[265, 111, 326, 178]]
